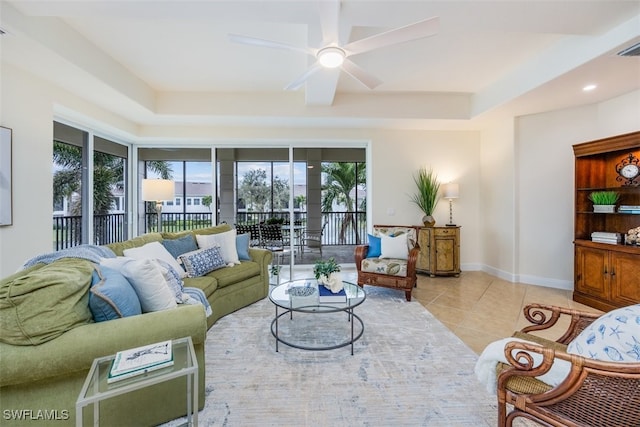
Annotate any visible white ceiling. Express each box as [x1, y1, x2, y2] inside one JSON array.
[[2, 0, 640, 131]]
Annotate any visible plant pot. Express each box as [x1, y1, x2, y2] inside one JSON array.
[[593, 205, 616, 213], [422, 215, 436, 227]]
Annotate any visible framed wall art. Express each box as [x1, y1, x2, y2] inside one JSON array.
[[0, 126, 12, 226]]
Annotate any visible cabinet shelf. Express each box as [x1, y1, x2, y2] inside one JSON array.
[[574, 238, 640, 254], [577, 186, 639, 191], [576, 211, 640, 215]]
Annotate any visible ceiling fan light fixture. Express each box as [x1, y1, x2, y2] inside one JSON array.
[[317, 47, 345, 68]]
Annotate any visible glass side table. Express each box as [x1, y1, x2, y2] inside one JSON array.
[[76, 336, 198, 427]]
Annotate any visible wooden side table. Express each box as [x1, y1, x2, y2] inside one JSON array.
[[416, 226, 461, 277]]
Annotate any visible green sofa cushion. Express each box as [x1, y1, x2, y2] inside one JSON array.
[[206, 261, 261, 288], [183, 276, 218, 298], [0, 259, 95, 345]]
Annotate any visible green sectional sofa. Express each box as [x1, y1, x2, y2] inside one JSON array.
[[0, 224, 272, 426]]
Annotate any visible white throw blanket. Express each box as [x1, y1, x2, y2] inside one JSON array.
[[474, 337, 572, 393]]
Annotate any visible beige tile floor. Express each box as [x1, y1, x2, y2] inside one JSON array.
[[412, 270, 603, 354]]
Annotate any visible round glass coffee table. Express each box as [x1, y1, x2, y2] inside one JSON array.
[[269, 279, 366, 355]]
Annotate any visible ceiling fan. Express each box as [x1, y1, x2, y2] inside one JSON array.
[[228, 1, 439, 90]]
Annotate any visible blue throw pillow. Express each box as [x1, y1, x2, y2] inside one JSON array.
[[236, 233, 251, 260], [89, 265, 142, 322], [367, 234, 382, 258], [161, 234, 198, 259]]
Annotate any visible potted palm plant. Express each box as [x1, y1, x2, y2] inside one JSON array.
[[589, 191, 620, 213], [410, 167, 441, 227]]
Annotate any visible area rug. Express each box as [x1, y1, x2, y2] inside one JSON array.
[[164, 286, 497, 426]]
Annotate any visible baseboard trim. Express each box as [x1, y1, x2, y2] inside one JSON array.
[[474, 265, 573, 291]]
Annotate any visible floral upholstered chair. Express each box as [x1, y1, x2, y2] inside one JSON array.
[[354, 225, 419, 301]]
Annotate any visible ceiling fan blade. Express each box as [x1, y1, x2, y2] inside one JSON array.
[[284, 62, 323, 91], [318, 0, 341, 45], [341, 59, 383, 89], [228, 34, 313, 56], [343, 16, 439, 56]]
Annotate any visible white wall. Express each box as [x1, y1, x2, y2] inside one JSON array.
[[480, 121, 516, 280], [514, 89, 640, 289], [0, 65, 55, 276], [370, 129, 481, 270]]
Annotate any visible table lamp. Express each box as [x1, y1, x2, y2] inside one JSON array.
[[141, 179, 175, 232], [444, 183, 459, 226]]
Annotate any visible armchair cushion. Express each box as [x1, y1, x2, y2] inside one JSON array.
[[567, 304, 640, 362], [360, 257, 408, 277]]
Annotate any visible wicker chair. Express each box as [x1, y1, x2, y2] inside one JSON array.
[[354, 225, 419, 301], [235, 223, 261, 247], [497, 303, 640, 427]]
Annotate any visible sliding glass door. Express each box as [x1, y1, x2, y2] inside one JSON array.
[[215, 145, 366, 270]]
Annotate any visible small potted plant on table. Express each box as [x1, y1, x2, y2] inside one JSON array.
[[313, 257, 343, 293]]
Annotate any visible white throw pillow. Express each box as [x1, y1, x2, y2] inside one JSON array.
[[123, 241, 186, 278], [567, 304, 640, 362], [120, 259, 178, 312], [380, 233, 409, 260], [196, 229, 240, 265]]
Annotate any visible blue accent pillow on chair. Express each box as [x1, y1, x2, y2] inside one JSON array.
[[89, 265, 142, 322], [367, 234, 382, 258]]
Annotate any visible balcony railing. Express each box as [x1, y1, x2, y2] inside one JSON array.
[[53, 210, 367, 250], [234, 211, 367, 245], [53, 213, 125, 250], [144, 212, 214, 233]]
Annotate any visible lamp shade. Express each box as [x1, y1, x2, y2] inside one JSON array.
[[444, 183, 459, 199], [141, 179, 175, 201]]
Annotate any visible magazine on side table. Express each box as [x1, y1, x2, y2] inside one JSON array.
[[108, 340, 174, 383]]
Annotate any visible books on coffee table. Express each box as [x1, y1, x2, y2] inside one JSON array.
[[108, 340, 174, 383], [318, 285, 347, 303]]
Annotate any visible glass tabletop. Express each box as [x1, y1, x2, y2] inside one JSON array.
[[269, 279, 366, 312]]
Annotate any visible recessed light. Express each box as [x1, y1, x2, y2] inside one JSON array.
[[583, 84, 597, 92]]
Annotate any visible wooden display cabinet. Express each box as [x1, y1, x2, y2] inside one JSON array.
[[416, 226, 461, 277], [573, 131, 640, 312]]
